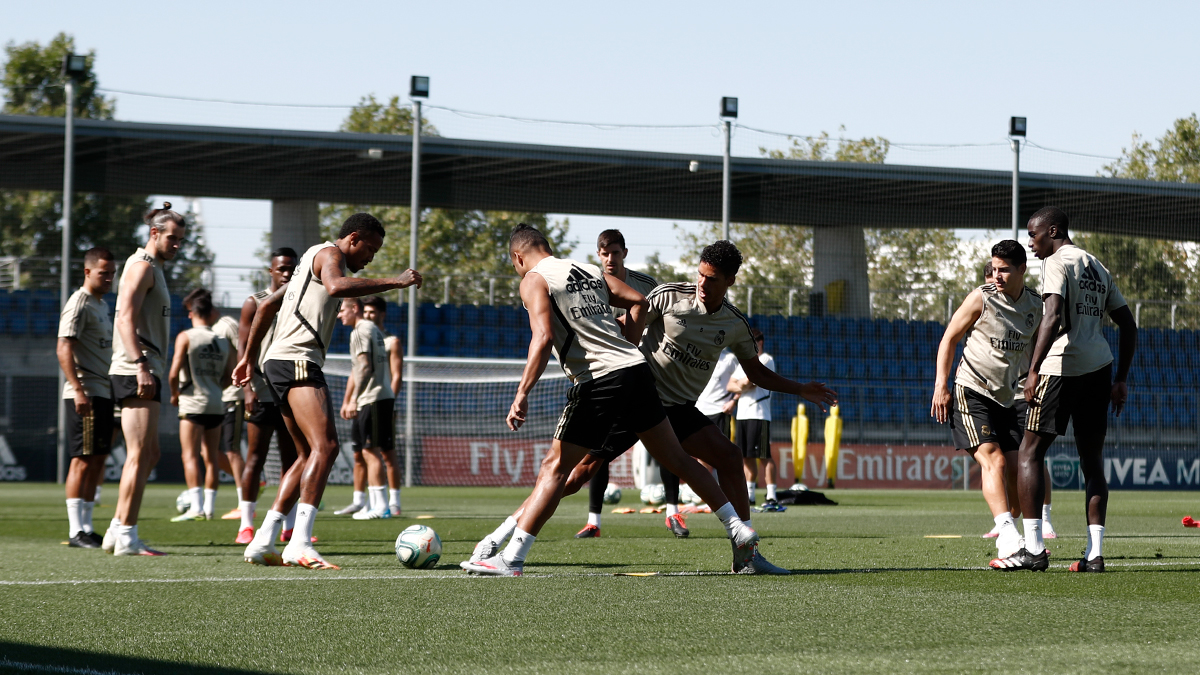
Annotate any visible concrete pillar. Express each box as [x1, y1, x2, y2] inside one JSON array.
[[270, 200, 321, 253], [811, 225, 871, 318]]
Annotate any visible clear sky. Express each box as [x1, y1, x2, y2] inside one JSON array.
[[6, 1, 1198, 296]]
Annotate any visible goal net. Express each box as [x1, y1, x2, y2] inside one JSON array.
[[316, 355, 642, 488]]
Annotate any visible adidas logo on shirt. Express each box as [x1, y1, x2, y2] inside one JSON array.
[[1078, 265, 1107, 294]]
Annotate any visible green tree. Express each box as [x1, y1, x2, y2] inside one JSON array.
[[320, 95, 571, 305], [640, 251, 690, 284], [1, 33, 212, 293], [1085, 113, 1200, 327], [865, 228, 982, 322]]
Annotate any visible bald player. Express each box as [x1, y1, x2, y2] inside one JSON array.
[[237, 214, 421, 569], [102, 202, 185, 557]]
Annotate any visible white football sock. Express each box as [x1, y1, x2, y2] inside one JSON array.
[[1042, 503, 1053, 524], [746, 482, 755, 500], [255, 510, 285, 545], [389, 489, 401, 511], [994, 512, 1016, 530], [239, 501, 254, 529], [369, 486, 386, 511], [587, 512, 601, 528], [66, 498, 83, 537], [284, 503, 297, 531], [236, 487, 243, 503], [1023, 518, 1044, 555], [115, 523, 135, 547], [203, 489, 217, 516], [188, 487, 202, 513], [110, 516, 121, 530], [82, 501, 95, 533], [501, 527, 536, 565], [351, 491, 366, 507], [665, 503, 679, 517], [488, 516, 520, 544], [1087, 524, 1105, 560], [93, 485, 102, 503], [766, 483, 777, 501], [288, 503, 317, 547], [714, 502, 748, 539]]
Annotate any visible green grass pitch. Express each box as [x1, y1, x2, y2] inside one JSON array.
[[1, 483, 1198, 674]]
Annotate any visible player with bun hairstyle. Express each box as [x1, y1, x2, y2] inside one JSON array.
[[102, 202, 185, 556]]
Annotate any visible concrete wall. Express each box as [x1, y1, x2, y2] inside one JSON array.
[[270, 200, 321, 254], [812, 225, 872, 318]]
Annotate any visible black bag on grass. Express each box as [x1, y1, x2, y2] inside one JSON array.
[[774, 489, 837, 505]]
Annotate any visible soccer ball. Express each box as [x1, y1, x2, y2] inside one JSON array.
[[602, 483, 622, 504], [395, 525, 442, 569], [175, 490, 191, 514], [640, 483, 665, 506], [679, 483, 703, 505]]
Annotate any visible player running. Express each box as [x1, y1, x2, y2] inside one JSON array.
[[102, 202, 184, 557], [169, 290, 235, 521], [337, 298, 396, 520], [991, 206, 1138, 572], [58, 247, 117, 548], [576, 229, 658, 539], [234, 248, 298, 545], [932, 241, 1042, 561], [463, 232, 834, 576], [237, 214, 421, 569]]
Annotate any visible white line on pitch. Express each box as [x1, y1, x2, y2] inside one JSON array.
[[1, 559, 1196, 586]]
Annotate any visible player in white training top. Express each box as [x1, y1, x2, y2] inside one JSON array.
[[462, 226, 761, 576], [992, 207, 1137, 572], [236, 213, 421, 569]]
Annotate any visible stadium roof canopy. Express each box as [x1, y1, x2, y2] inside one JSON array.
[[2, 114, 1199, 240]]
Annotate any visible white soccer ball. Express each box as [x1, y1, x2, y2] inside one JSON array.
[[175, 490, 191, 514], [395, 524, 442, 569], [640, 483, 666, 506], [602, 483, 622, 504], [679, 483, 703, 505]]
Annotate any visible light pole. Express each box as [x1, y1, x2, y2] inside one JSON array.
[[1009, 116, 1026, 242], [720, 97, 737, 241], [56, 52, 87, 485], [404, 75, 429, 488]]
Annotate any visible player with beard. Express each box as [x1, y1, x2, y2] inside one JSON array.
[[991, 207, 1137, 573], [237, 214, 421, 569]]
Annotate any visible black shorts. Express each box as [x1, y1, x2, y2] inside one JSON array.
[[1026, 364, 1112, 438], [65, 397, 115, 457], [181, 413, 224, 430], [556, 363, 666, 451], [262, 359, 328, 412], [110, 374, 162, 404], [221, 401, 244, 453], [590, 402, 715, 462], [246, 400, 285, 432], [706, 412, 734, 440], [353, 400, 396, 451], [737, 419, 772, 459], [950, 385, 1023, 453]]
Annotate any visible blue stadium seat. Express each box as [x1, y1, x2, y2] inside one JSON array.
[[419, 325, 441, 350], [901, 362, 919, 380], [884, 363, 902, 380], [419, 304, 441, 325], [442, 328, 461, 350], [459, 305, 481, 326], [32, 313, 55, 336], [849, 361, 869, 379], [812, 358, 833, 379], [442, 305, 461, 326], [828, 341, 847, 359]]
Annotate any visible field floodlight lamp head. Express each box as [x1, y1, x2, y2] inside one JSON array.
[[410, 76, 430, 99], [61, 53, 87, 79], [720, 96, 738, 119], [1009, 116, 1027, 137]]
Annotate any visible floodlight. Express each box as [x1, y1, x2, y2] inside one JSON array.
[[1009, 116, 1027, 137], [689, 160, 700, 172], [410, 76, 430, 98], [61, 53, 87, 79], [720, 97, 738, 118], [358, 148, 384, 160]]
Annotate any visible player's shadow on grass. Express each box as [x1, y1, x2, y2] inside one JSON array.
[[0, 642, 289, 675]]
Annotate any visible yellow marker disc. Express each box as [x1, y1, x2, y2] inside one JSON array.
[[416, 515, 435, 519], [614, 572, 660, 577]]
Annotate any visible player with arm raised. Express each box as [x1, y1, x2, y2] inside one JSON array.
[[169, 290, 235, 521], [233, 249, 297, 544], [463, 226, 763, 576], [58, 247, 117, 548], [576, 229, 658, 539], [464, 236, 835, 576], [102, 203, 184, 557], [932, 241, 1042, 562], [237, 214, 421, 569], [992, 206, 1137, 573]]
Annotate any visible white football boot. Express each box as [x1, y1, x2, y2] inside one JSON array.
[[462, 554, 523, 577]]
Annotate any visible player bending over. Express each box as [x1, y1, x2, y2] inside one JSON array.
[[237, 214, 421, 569], [991, 207, 1137, 572], [932, 241, 1041, 562], [58, 247, 117, 548], [169, 290, 235, 521]]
